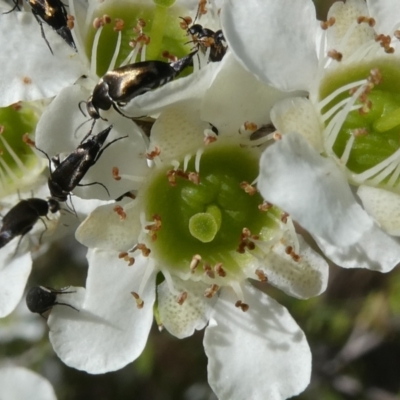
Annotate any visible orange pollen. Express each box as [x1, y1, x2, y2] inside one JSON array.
[[112, 166, 121, 181], [320, 16, 335, 30], [255, 269, 268, 282], [114, 18, 125, 32], [118, 252, 135, 266], [113, 205, 127, 220], [177, 291, 188, 305], [203, 263, 215, 279], [235, 300, 249, 312], [357, 16, 376, 27], [137, 243, 151, 257], [204, 284, 219, 298], [22, 133, 35, 147], [214, 263, 226, 277], [146, 146, 161, 160], [240, 181, 257, 195], [244, 121, 258, 132], [327, 49, 343, 61], [131, 292, 144, 308]]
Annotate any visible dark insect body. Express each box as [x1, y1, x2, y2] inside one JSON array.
[[41, 125, 124, 202], [6, 0, 76, 53], [186, 23, 226, 62], [26, 286, 78, 316], [85, 51, 197, 120], [0, 198, 59, 249]]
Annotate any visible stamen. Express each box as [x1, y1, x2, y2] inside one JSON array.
[[118, 252, 135, 266], [113, 205, 127, 220], [258, 201, 273, 212], [240, 181, 257, 195], [131, 292, 144, 308], [177, 291, 188, 305], [195, 148, 204, 173], [190, 254, 202, 273], [108, 30, 122, 71], [112, 166, 145, 183], [255, 268, 268, 282], [340, 134, 355, 165], [203, 263, 215, 279], [204, 283, 219, 298], [183, 154, 191, 171], [235, 300, 249, 312], [136, 243, 151, 257], [0, 133, 29, 173], [214, 262, 226, 277], [162, 269, 181, 296]]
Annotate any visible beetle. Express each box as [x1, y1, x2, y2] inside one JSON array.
[[40, 125, 125, 202], [0, 197, 60, 249], [6, 0, 77, 53], [26, 286, 78, 316], [84, 51, 197, 120]]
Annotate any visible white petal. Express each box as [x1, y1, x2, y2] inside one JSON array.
[[201, 52, 291, 136], [204, 283, 311, 400], [76, 202, 141, 251], [0, 366, 57, 400], [124, 62, 220, 117], [0, 242, 32, 317], [0, 12, 84, 107], [220, 0, 319, 91], [49, 249, 156, 373], [367, 0, 399, 36], [358, 185, 400, 235], [263, 235, 328, 299], [157, 276, 217, 339], [270, 97, 324, 153], [258, 133, 400, 272]]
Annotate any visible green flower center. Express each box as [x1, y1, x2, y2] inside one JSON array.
[[144, 144, 279, 281], [86, 0, 191, 76], [320, 59, 400, 188], [0, 104, 39, 197]]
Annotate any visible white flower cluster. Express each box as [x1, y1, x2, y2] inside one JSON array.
[[0, 0, 399, 399]]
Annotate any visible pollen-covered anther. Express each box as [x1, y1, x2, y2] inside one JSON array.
[[395, 30, 400, 40], [255, 269, 268, 282], [136, 243, 151, 257], [199, 0, 207, 15], [112, 166, 121, 181], [214, 263, 226, 277], [203, 263, 215, 279], [146, 146, 161, 160], [357, 16, 376, 27], [145, 214, 162, 241], [22, 133, 35, 147], [167, 169, 188, 186], [258, 201, 273, 212], [204, 134, 217, 145], [320, 16, 335, 30], [244, 121, 258, 132], [281, 212, 289, 224], [327, 49, 343, 62], [273, 132, 282, 141], [204, 284, 219, 298], [235, 300, 249, 312], [177, 291, 188, 305], [118, 252, 135, 266], [353, 128, 369, 137], [114, 18, 125, 32], [375, 33, 394, 53], [93, 15, 110, 29], [179, 16, 192, 30], [190, 254, 202, 273], [368, 68, 383, 86], [285, 246, 301, 262], [67, 14, 74, 30], [188, 172, 200, 185], [133, 18, 146, 34], [240, 181, 257, 195], [237, 228, 258, 253], [131, 292, 144, 309], [113, 205, 127, 220]]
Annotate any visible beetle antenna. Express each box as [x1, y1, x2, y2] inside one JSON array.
[[74, 118, 92, 139], [78, 101, 87, 117]]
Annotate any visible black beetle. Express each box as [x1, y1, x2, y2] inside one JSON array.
[[0, 198, 60, 249], [15, 0, 76, 53], [26, 286, 78, 316], [41, 125, 125, 202], [84, 51, 197, 120]]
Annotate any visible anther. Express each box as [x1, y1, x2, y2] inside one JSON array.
[[273, 132, 282, 140], [146, 146, 161, 160], [244, 121, 258, 132], [214, 263, 226, 277], [145, 214, 162, 241], [327, 49, 343, 62], [118, 252, 135, 266], [240, 181, 257, 195], [112, 166, 121, 181], [353, 128, 368, 137], [199, 0, 207, 15], [188, 172, 200, 184], [235, 300, 249, 312], [255, 269, 268, 282], [204, 134, 217, 145], [203, 263, 215, 279], [258, 201, 273, 212], [190, 254, 201, 272], [285, 246, 301, 262], [281, 212, 289, 224], [204, 284, 219, 298], [177, 291, 188, 305], [131, 292, 144, 308], [320, 17, 335, 30], [136, 243, 151, 257], [395, 30, 400, 40], [162, 51, 178, 62], [114, 18, 125, 32], [179, 16, 192, 30], [357, 16, 375, 27], [368, 68, 383, 85], [67, 15, 75, 30], [22, 133, 35, 147], [113, 205, 127, 220]]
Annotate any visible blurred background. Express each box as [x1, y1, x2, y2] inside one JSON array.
[[2, 0, 400, 399]]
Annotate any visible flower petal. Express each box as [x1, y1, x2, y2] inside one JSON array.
[[358, 185, 400, 236], [0, 242, 32, 317], [48, 249, 156, 373], [0, 366, 57, 400], [221, 0, 319, 91], [367, 0, 399, 36], [157, 276, 217, 339], [258, 133, 400, 272], [204, 283, 311, 400], [0, 11, 84, 107]]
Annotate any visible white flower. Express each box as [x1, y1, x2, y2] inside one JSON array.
[[43, 45, 329, 400], [221, 0, 400, 272], [0, 366, 57, 400]]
